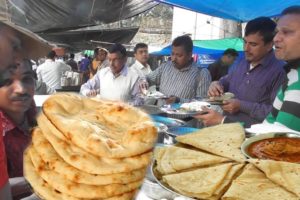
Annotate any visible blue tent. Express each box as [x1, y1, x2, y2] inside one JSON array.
[[151, 37, 244, 67], [154, 0, 300, 22], [151, 37, 244, 56]]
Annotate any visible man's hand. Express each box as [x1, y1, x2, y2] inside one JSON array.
[[208, 81, 224, 97], [86, 90, 98, 97], [222, 99, 241, 114], [165, 96, 177, 104], [193, 107, 224, 126]]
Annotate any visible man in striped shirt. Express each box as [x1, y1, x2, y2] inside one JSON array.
[[264, 6, 300, 131], [146, 35, 211, 105]]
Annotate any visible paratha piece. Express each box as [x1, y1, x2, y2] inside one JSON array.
[[42, 93, 157, 158], [162, 163, 233, 199], [24, 148, 137, 200], [208, 164, 244, 200], [176, 123, 246, 162], [32, 127, 151, 175], [154, 146, 231, 174], [30, 141, 146, 185], [250, 159, 300, 198], [27, 146, 142, 199], [222, 164, 298, 200]]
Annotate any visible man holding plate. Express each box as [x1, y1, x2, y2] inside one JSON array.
[[195, 17, 286, 128]]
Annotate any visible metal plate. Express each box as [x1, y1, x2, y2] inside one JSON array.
[[151, 161, 194, 199], [154, 122, 168, 133], [241, 132, 300, 159], [160, 103, 210, 116], [150, 115, 186, 127], [167, 126, 199, 137]]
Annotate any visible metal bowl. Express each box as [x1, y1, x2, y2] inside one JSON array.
[[150, 115, 186, 127], [241, 132, 300, 159], [150, 161, 195, 200], [167, 126, 199, 137]]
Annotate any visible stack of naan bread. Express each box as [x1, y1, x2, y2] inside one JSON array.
[[154, 123, 300, 200], [24, 93, 157, 200]]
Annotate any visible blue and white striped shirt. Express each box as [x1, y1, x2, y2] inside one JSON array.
[[146, 61, 211, 103]]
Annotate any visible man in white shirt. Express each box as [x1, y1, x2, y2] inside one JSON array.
[[80, 43, 144, 106], [36, 51, 71, 90], [130, 43, 152, 76]]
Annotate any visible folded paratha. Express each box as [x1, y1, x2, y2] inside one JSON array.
[[32, 127, 152, 175], [250, 159, 300, 198], [42, 93, 157, 158], [222, 164, 298, 200], [176, 123, 246, 162], [162, 163, 233, 199], [30, 142, 146, 185], [208, 164, 244, 200], [154, 146, 231, 174]]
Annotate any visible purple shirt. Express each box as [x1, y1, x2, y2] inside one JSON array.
[[80, 57, 90, 72], [220, 51, 286, 127]]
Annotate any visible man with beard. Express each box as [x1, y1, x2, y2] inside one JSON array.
[[195, 17, 286, 128], [146, 35, 211, 106], [264, 6, 300, 131]]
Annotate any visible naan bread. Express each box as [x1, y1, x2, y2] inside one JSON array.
[[154, 146, 231, 174], [24, 148, 137, 200], [222, 164, 298, 200], [30, 140, 146, 185], [24, 148, 80, 200], [176, 123, 246, 162], [42, 93, 157, 158], [162, 163, 233, 199], [250, 159, 300, 198], [27, 145, 142, 199], [32, 127, 151, 175]]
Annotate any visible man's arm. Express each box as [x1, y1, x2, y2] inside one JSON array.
[[80, 71, 101, 96], [130, 78, 144, 106], [146, 63, 164, 86], [196, 68, 211, 98]]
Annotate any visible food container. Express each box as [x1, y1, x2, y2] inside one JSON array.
[[241, 132, 300, 160]]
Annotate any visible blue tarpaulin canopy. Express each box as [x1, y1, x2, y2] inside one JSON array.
[[151, 37, 244, 56], [151, 37, 244, 67], [154, 0, 300, 22]]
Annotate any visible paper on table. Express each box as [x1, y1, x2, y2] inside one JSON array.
[[245, 123, 300, 135]]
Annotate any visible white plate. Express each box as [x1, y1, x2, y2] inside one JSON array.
[[160, 102, 211, 116], [241, 132, 300, 159]]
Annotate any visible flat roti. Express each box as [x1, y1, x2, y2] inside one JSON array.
[[162, 163, 233, 199], [30, 141, 146, 185], [208, 164, 244, 200], [250, 159, 300, 198], [28, 145, 142, 199], [32, 127, 152, 175], [222, 164, 298, 200], [176, 123, 246, 162], [154, 146, 231, 174], [42, 93, 157, 158]]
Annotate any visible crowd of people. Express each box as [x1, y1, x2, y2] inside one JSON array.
[[0, 5, 300, 200]]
